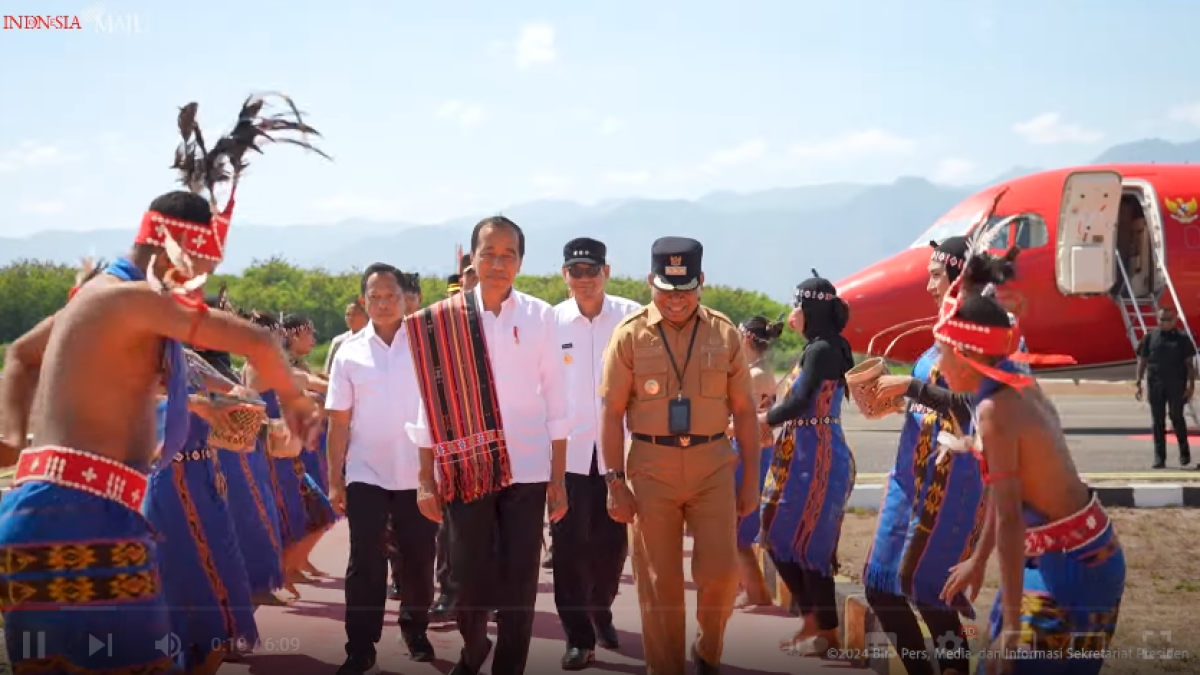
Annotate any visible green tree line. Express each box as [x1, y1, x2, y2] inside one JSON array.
[[0, 259, 808, 370]]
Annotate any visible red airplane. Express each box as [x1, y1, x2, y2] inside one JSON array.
[[837, 164, 1200, 381]]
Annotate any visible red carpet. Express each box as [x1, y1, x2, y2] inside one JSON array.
[[218, 521, 848, 674]]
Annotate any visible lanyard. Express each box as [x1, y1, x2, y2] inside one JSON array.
[[657, 319, 701, 400]]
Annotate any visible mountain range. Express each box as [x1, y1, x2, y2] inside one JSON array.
[[5, 138, 1199, 302]]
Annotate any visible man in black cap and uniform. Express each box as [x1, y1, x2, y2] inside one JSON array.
[[598, 236, 761, 675], [551, 237, 642, 669]]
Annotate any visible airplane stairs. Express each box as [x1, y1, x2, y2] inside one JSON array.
[[1115, 255, 1200, 430]]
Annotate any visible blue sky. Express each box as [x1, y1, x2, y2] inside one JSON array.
[[2, 0, 1198, 236]]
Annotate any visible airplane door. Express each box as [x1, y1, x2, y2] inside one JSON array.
[[1055, 170, 1122, 295]]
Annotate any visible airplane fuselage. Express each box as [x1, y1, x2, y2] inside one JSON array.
[[836, 164, 1200, 380]]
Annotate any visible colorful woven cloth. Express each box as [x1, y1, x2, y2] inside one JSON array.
[[406, 290, 511, 504], [0, 448, 176, 674]]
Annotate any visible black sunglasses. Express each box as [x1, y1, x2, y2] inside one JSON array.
[[567, 264, 602, 279]]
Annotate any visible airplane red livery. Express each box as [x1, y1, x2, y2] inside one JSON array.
[[837, 164, 1200, 380]]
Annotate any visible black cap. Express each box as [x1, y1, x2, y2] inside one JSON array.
[[650, 236, 702, 291], [563, 237, 607, 266]]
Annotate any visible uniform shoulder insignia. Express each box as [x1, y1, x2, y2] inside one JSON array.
[[615, 307, 648, 329], [705, 307, 736, 327]]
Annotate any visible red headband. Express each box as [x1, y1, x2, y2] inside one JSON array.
[[932, 274, 1074, 388], [133, 194, 235, 263]]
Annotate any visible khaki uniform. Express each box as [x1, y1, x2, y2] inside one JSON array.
[[600, 302, 753, 675]]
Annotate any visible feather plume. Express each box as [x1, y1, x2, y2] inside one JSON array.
[[963, 187, 1011, 260], [172, 93, 331, 207]]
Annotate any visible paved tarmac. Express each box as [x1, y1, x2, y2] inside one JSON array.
[[844, 394, 1198, 476]]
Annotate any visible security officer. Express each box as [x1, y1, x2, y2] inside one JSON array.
[[598, 236, 762, 675], [1135, 306, 1196, 468]]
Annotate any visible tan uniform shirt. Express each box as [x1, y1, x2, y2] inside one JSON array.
[[600, 303, 752, 437]]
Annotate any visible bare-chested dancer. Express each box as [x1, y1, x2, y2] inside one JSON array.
[[0, 228, 318, 673], [933, 245, 1124, 675]]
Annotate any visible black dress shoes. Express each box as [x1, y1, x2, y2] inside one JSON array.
[[595, 623, 619, 649], [429, 595, 455, 624], [562, 647, 595, 670], [402, 632, 435, 662]]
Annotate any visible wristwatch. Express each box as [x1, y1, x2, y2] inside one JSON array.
[[604, 469, 626, 485]]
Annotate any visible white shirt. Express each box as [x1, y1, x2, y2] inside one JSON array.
[[553, 294, 641, 474], [325, 322, 423, 491], [407, 286, 571, 484]]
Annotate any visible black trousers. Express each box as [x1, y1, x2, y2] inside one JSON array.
[[389, 519, 455, 599], [768, 553, 839, 631], [865, 587, 969, 675], [550, 450, 629, 650], [344, 483, 438, 659], [436, 520, 456, 599], [1149, 378, 1191, 463], [447, 482, 547, 675]]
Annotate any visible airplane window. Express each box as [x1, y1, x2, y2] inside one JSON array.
[[911, 218, 976, 248], [1014, 213, 1049, 249], [913, 215, 1006, 248]]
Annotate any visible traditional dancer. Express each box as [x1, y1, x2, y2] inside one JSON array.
[[281, 313, 339, 579], [0, 185, 317, 674], [758, 271, 856, 655], [933, 242, 1122, 675], [247, 315, 328, 597], [858, 236, 982, 675], [145, 347, 259, 674], [732, 316, 783, 609], [193, 304, 288, 608]]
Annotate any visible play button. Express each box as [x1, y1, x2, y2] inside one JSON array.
[[88, 634, 111, 657]]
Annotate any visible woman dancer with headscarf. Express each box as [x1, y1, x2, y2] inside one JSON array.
[[194, 297, 289, 612], [857, 237, 982, 675], [279, 313, 339, 583], [731, 315, 784, 609], [757, 272, 856, 656]]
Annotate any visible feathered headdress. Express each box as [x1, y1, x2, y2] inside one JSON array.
[[930, 188, 1074, 387], [137, 93, 331, 291]]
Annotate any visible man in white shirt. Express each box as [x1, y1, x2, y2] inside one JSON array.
[[408, 216, 570, 675], [551, 237, 641, 670], [326, 263, 438, 675], [323, 299, 367, 373]]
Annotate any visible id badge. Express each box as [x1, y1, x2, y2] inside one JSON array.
[[668, 397, 691, 434]]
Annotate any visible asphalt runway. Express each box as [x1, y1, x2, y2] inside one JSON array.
[[844, 394, 1198, 476]]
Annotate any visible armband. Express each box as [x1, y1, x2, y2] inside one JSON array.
[[68, 286, 81, 302], [170, 292, 210, 346]]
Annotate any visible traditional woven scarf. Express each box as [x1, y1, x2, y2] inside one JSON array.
[[405, 290, 511, 503]]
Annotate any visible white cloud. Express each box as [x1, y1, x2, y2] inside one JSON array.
[[436, 100, 487, 129], [601, 170, 652, 186], [931, 158, 977, 184], [1168, 102, 1200, 126], [790, 129, 917, 161], [515, 24, 556, 69], [599, 117, 623, 135], [0, 141, 83, 170], [1012, 113, 1103, 144], [19, 200, 66, 215], [698, 139, 767, 174]]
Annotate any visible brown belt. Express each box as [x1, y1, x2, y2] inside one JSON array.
[[630, 432, 725, 448]]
